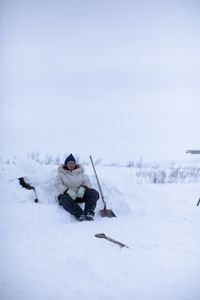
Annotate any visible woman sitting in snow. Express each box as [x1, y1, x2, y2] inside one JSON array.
[[55, 154, 99, 221]]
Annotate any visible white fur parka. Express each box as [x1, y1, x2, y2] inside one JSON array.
[[55, 164, 91, 196]]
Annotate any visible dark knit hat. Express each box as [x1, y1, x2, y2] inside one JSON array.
[[64, 153, 76, 165]]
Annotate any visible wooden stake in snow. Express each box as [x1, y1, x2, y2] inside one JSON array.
[[95, 233, 129, 249]]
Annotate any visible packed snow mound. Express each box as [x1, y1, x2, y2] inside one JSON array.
[[1, 157, 130, 215]]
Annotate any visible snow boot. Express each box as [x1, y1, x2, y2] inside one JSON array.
[[85, 212, 94, 221], [77, 214, 86, 222]]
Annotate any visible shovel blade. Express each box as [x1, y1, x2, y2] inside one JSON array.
[[100, 208, 116, 218]]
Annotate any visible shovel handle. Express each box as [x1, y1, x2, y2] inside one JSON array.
[[95, 233, 129, 248], [89, 155, 106, 208]]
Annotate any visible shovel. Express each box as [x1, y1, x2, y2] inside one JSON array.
[[95, 233, 129, 248], [89, 155, 116, 217]]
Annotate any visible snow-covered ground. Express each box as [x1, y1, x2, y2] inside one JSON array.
[[0, 158, 200, 300]]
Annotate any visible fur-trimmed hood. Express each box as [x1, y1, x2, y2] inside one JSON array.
[[58, 164, 84, 176], [55, 164, 91, 195]]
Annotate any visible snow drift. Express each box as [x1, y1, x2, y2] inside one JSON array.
[[0, 157, 200, 300]]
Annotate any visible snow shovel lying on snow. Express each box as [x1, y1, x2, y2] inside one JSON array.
[[95, 233, 129, 249], [90, 156, 116, 217]]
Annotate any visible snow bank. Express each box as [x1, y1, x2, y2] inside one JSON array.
[[0, 158, 200, 300]]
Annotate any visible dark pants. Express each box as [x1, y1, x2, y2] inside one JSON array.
[[60, 188, 99, 220]]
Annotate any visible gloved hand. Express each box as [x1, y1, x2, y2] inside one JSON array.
[[77, 186, 86, 198], [67, 188, 77, 200]]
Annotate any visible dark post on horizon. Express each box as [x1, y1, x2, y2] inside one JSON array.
[[186, 150, 200, 154]]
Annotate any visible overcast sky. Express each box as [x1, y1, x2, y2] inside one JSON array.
[[1, 0, 200, 163]]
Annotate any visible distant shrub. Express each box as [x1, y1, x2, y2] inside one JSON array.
[[135, 164, 200, 184], [2, 153, 200, 183]]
